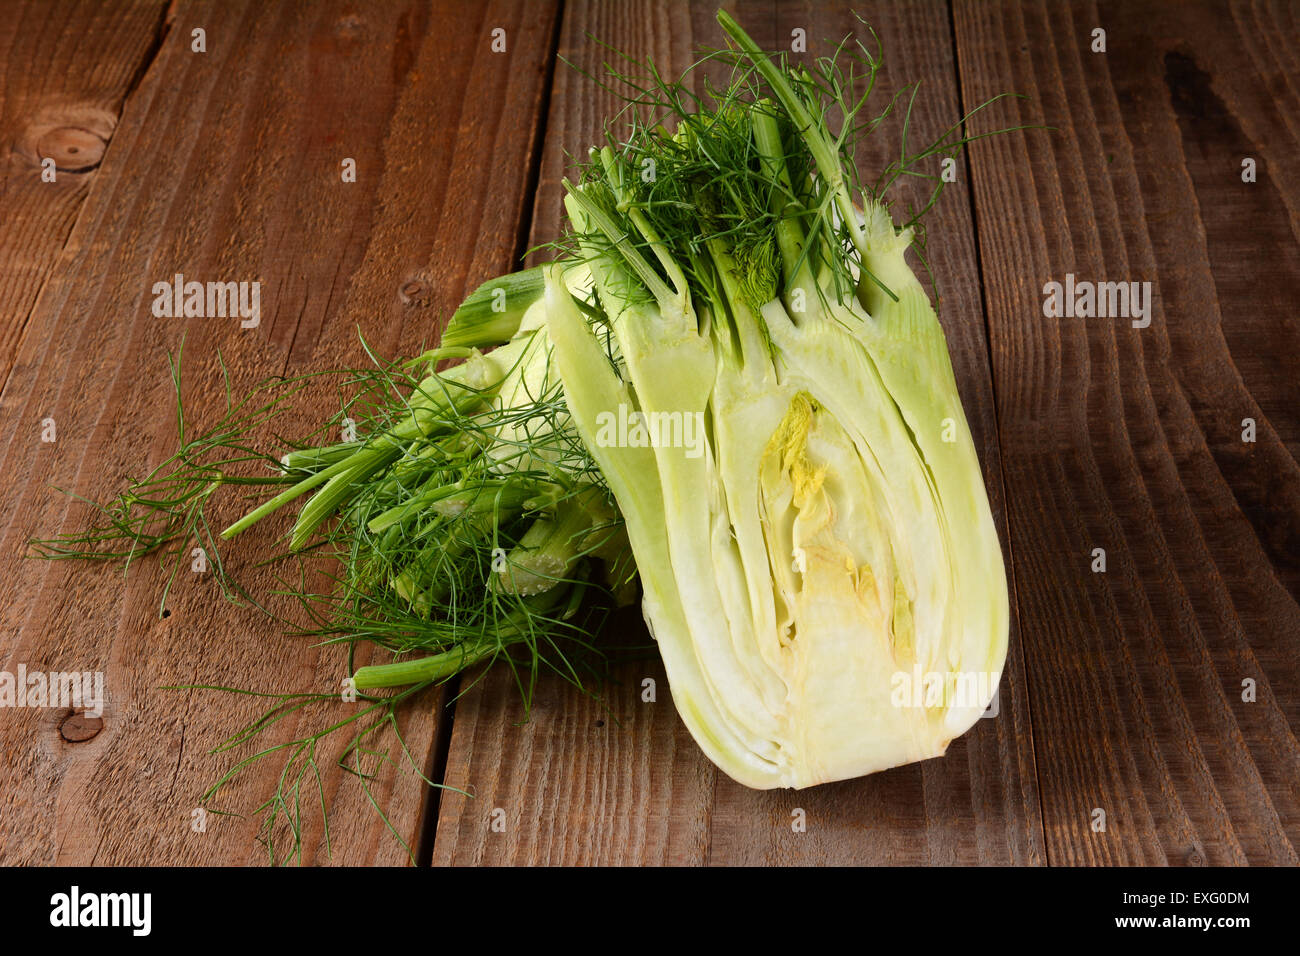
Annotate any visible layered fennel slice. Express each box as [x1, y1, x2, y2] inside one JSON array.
[[546, 209, 1007, 787], [540, 13, 1009, 788]]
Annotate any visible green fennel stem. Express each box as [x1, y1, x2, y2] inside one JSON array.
[[352, 642, 497, 689], [220, 366, 493, 543], [716, 9, 897, 303]]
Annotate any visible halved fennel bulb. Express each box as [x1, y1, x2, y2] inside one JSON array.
[[544, 201, 1009, 789]]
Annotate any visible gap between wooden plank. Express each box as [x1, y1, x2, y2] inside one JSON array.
[[1, 0, 563, 865], [119, 1, 176, 113], [945, 0, 1050, 865], [414, 0, 569, 868], [430, 0, 1043, 867]]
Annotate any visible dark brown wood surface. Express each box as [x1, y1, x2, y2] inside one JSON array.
[[954, 0, 1299, 866], [0, 0, 558, 865], [0, 0, 1295, 865]]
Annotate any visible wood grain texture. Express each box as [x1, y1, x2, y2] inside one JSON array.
[[954, 0, 1299, 864], [0, 0, 556, 865], [432, 0, 1044, 866], [0, 0, 168, 397], [3, 0, 1295, 868]]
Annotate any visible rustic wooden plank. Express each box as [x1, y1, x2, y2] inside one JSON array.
[[0, 0, 556, 865], [953, 0, 1300, 864], [433, 0, 1043, 866], [0, 0, 168, 395], [433, 0, 724, 867]]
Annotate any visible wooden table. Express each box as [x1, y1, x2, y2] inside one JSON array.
[[1, 0, 1295, 866]]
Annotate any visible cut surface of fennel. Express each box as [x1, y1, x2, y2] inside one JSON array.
[[541, 206, 1009, 789]]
